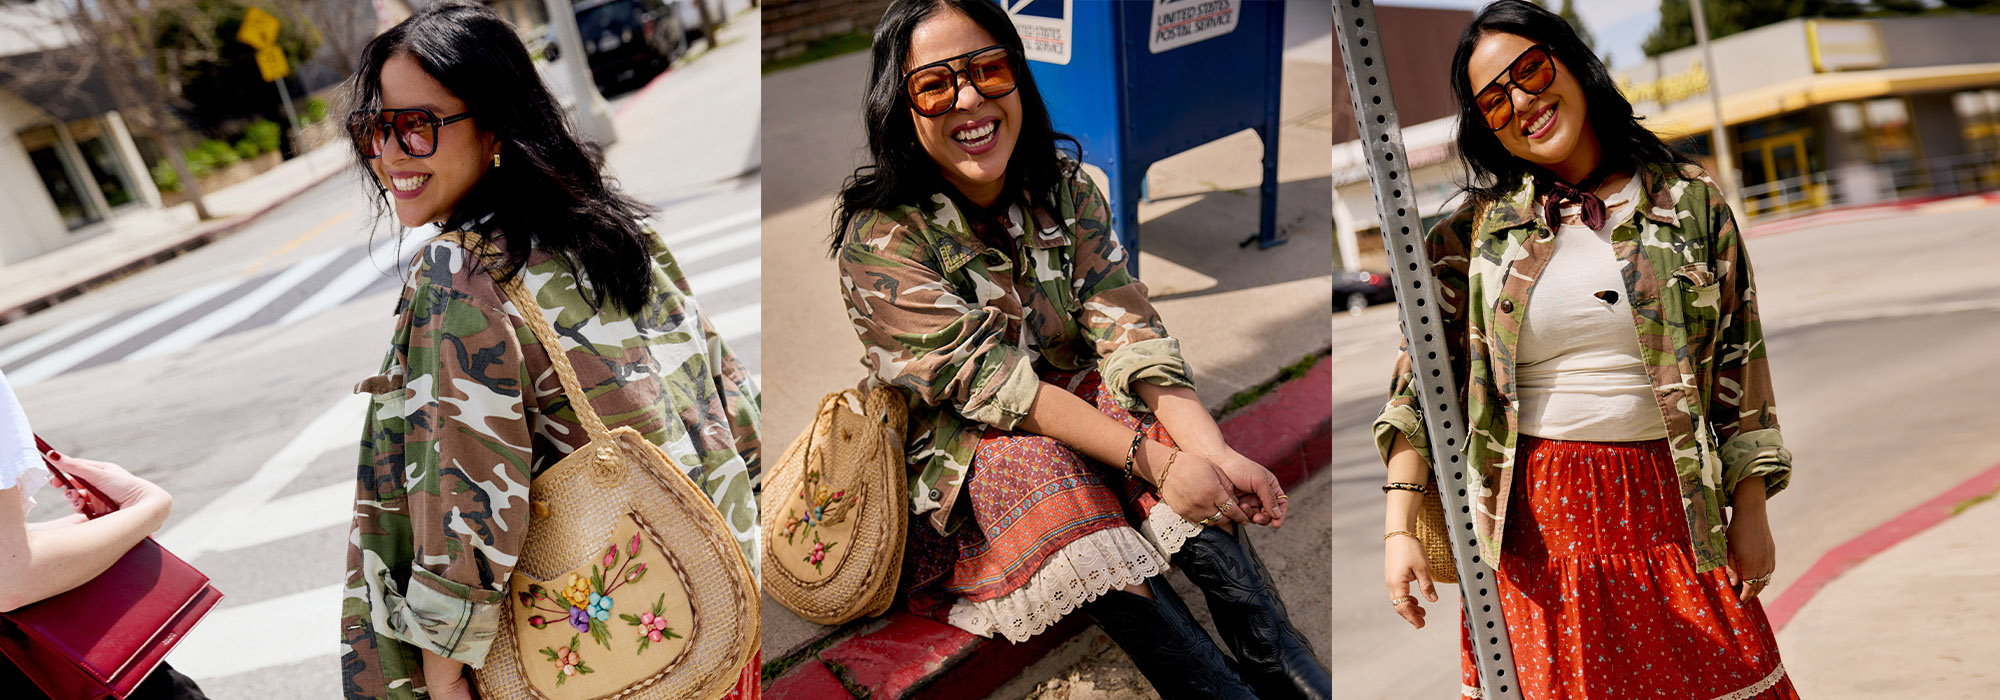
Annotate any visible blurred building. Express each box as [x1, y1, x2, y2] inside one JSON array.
[[1333, 11, 2000, 270]]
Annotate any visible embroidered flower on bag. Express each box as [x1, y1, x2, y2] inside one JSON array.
[[538, 636, 594, 686], [620, 592, 682, 654], [784, 465, 850, 571], [519, 528, 659, 652]]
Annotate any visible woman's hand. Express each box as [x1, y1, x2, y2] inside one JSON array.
[[1158, 451, 1252, 527], [45, 452, 169, 520], [1385, 534, 1438, 629], [1205, 449, 1287, 528], [1726, 503, 1777, 601], [422, 651, 478, 700]]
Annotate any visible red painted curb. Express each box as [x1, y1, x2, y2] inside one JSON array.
[[765, 356, 1336, 698], [1765, 460, 2000, 630], [613, 65, 676, 120], [766, 659, 846, 699]]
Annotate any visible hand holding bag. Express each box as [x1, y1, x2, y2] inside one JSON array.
[[447, 234, 760, 700], [760, 386, 908, 625], [0, 437, 223, 700]]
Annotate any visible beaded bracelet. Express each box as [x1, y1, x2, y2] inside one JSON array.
[[1121, 431, 1146, 478], [1382, 482, 1429, 494]]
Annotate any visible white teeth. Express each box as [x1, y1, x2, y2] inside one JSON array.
[[954, 121, 996, 142], [391, 174, 429, 192], [1526, 107, 1555, 135]]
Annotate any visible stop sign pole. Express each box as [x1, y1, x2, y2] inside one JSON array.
[[1331, 2, 1525, 698]]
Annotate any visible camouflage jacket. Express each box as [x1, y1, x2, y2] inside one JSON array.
[[340, 227, 759, 699], [1373, 161, 1792, 573], [837, 163, 1193, 534]]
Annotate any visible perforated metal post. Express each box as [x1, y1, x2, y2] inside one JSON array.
[[1332, 2, 1524, 697]]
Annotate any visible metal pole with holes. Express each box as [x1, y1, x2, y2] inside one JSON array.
[[1331, 2, 1524, 697]]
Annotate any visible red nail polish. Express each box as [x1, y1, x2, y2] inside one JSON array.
[[47, 451, 62, 461]]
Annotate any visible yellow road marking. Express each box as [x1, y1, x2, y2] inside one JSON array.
[[242, 210, 352, 274]]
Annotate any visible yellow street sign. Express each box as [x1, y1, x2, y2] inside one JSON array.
[[255, 45, 291, 82], [238, 7, 280, 49]]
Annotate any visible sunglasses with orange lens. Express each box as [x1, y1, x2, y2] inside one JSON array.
[[1474, 45, 1557, 132], [903, 45, 1018, 118], [349, 108, 472, 159]]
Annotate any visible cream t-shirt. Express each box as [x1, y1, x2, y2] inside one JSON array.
[[1516, 176, 1670, 442]]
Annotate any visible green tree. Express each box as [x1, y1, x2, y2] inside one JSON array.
[[1530, 0, 1597, 51]]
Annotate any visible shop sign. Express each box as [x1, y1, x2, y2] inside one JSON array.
[[1617, 59, 1710, 107], [1005, 0, 1072, 65], [1808, 19, 1886, 72]]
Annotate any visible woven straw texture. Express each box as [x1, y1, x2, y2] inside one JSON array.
[[449, 233, 757, 700], [1417, 487, 1459, 584], [761, 387, 908, 625]]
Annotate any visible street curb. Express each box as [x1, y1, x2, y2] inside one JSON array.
[[762, 356, 1334, 699], [1766, 460, 2000, 630], [0, 161, 349, 327], [1745, 191, 2000, 239]]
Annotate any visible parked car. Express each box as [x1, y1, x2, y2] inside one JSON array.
[[1334, 269, 1396, 315], [571, 0, 687, 90]]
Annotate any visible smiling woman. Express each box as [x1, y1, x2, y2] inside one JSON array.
[[335, 4, 761, 700]]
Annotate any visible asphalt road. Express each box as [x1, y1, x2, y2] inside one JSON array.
[[1326, 201, 2000, 699], [0, 19, 761, 698]]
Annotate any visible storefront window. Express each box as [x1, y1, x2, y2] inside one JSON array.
[[18, 125, 101, 230], [1955, 89, 2000, 156], [69, 118, 137, 210]]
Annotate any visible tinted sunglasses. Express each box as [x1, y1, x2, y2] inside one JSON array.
[[349, 108, 473, 159], [1473, 45, 1557, 132], [903, 45, 1018, 118]]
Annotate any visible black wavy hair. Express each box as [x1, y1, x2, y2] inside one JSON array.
[[347, 2, 656, 313], [1448, 0, 1692, 204], [829, 0, 1081, 256]]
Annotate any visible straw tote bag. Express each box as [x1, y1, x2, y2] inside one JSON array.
[[449, 235, 759, 700], [760, 386, 908, 625], [1417, 487, 1458, 584]]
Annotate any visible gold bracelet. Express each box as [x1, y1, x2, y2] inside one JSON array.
[[1382, 482, 1428, 494], [1383, 530, 1418, 542], [1157, 448, 1181, 486]]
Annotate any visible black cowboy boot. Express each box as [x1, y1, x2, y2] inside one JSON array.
[[1173, 526, 1332, 700], [1083, 576, 1260, 700]]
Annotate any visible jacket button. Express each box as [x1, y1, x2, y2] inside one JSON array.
[[1499, 299, 1515, 314], [929, 489, 942, 500]]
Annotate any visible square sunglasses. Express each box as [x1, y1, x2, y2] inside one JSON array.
[[348, 108, 473, 159], [1473, 44, 1557, 132], [902, 45, 1019, 118]]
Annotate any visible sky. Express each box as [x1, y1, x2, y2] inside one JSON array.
[[1383, 0, 1664, 71]]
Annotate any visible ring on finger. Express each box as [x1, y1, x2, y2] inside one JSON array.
[[1390, 595, 1415, 607]]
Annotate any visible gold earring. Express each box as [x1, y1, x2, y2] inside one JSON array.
[[492, 153, 501, 167]]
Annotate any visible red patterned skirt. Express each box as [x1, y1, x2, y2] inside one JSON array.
[[901, 370, 1186, 642], [1459, 437, 1798, 699]]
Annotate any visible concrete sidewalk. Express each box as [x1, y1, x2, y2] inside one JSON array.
[[758, 14, 1335, 696], [1778, 464, 2000, 699], [0, 143, 353, 323]]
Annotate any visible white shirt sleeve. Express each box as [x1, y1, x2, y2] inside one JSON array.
[[0, 369, 48, 509]]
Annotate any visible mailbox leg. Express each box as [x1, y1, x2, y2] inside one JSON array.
[[1256, 123, 1284, 250], [1109, 166, 1144, 276]]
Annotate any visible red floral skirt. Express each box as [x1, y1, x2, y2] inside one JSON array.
[[901, 370, 1175, 634], [1459, 437, 1798, 700], [722, 654, 758, 700]]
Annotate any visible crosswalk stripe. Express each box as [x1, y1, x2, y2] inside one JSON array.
[[129, 247, 349, 361], [0, 309, 114, 369], [686, 257, 760, 298], [166, 584, 343, 681], [5, 279, 238, 388], [667, 223, 759, 268], [656, 209, 760, 248], [709, 303, 761, 344], [278, 246, 405, 326]]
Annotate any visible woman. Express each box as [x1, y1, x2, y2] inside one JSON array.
[[831, 2, 1328, 698], [0, 369, 209, 699], [334, 5, 758, 700], [1376, 2, 1798, 698]]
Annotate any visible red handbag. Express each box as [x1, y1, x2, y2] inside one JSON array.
[[0, 436, 223, 700]]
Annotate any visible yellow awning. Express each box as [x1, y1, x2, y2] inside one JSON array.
[[1644, 62, 2000, 137]]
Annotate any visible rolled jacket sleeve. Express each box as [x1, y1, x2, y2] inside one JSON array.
[[1066, 171, 1192, 410], [369, 274, 536, 667], [1700, 180, 1792, 501], [1371, 201, 1476, 471], [839, 213, 1040, 431]]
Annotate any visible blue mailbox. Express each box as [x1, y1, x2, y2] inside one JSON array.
[[1000, 0, 1288, 272]]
